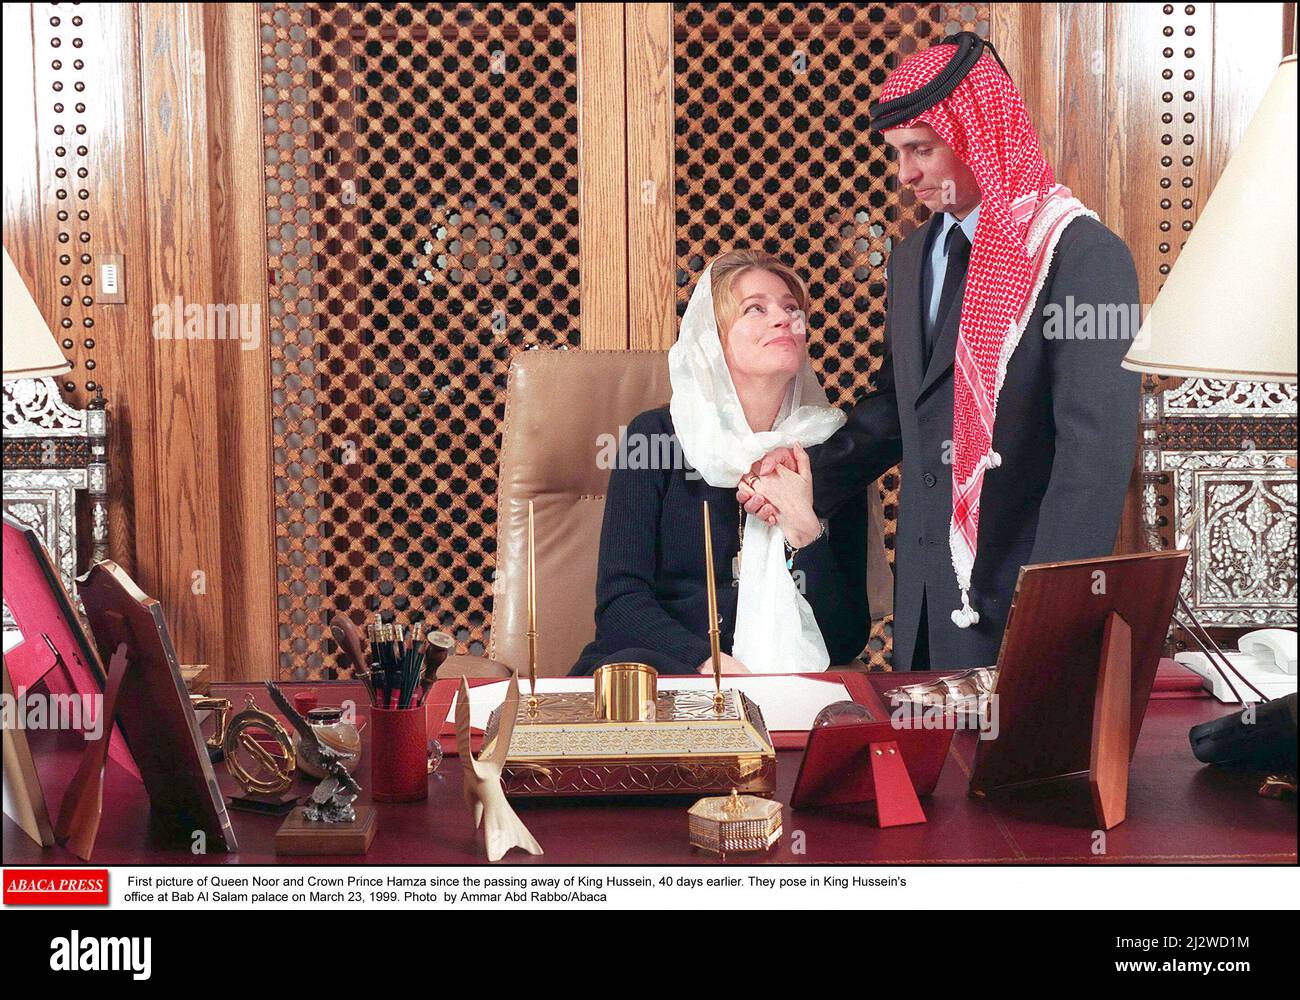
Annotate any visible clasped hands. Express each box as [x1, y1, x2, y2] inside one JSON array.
[[695, 444, 816, 677], [735, 443, 820, 549]]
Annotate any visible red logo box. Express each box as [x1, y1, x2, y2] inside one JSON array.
[[3, 869, 109, 905]]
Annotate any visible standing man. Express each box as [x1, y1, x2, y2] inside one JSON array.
[[740, 33, 1140, 670]]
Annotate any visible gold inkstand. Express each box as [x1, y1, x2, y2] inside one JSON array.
[[481, 500, 777, 798]]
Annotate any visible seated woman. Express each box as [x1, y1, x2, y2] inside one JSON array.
[[570, 250, 872, 676]]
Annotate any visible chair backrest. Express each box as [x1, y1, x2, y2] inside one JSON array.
[[490, 350, 674, 675], [488, 350, 893, 676]]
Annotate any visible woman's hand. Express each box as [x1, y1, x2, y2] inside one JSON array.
[[737, 447, 795, 521], [698, 652, 751, 674], [749, 443, 821, 547]]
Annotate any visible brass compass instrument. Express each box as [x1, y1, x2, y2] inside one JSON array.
[[223, 694, 296, 795]]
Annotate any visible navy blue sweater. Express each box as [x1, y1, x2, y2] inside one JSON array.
[[571, 406, 870, 675]]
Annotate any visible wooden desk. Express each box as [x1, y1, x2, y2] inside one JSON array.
[[4, 674, 1295, 865]]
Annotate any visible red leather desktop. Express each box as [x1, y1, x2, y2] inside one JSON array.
[[4, 671, 1295, 866]]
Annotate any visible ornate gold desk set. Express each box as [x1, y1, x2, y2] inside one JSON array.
[[481, 500, 778, 798]]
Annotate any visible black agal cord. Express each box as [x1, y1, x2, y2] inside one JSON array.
[[868, 31, 1012, 132]]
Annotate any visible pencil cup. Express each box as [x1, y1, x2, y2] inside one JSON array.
[[593, 662, 658, 722], [370, 704, 428, 802]]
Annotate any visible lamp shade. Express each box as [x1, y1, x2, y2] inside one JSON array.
[[1123, 56, 1297, 383], [3, 246, 71, 381]]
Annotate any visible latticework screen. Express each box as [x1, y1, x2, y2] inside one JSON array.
[[259, 2, 988, 676], [260, 2, 580, 677], [672, 3, 989, 667]]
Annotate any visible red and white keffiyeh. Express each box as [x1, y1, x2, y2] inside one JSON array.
[[877, 44, 1097, 628]]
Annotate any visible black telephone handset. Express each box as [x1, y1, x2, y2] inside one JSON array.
[[1189, 692, 1298, 770]]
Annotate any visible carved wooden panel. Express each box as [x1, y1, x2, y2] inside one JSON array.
[[671, 3, 989, 667], [2, 376, 110, 613], [1160, 450, 1297, 626], [1142, 380, 1298, 629], [260, 2, 581, 677]]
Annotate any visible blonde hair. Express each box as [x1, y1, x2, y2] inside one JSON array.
[[709, 250, 809, 335]]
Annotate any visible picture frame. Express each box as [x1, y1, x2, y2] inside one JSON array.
[[969, 549, 1190, 829], [77, 560, 238, 853]]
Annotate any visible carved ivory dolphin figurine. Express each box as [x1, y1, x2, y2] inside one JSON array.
[[455, 675, 542, 862]]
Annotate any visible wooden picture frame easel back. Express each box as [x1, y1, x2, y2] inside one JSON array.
[[969, 549, 1190, 830]]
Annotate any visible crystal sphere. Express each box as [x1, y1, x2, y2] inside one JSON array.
[[812, 700, 875, 728]]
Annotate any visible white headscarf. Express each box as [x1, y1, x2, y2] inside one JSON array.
[[668, 261, 846, 673]]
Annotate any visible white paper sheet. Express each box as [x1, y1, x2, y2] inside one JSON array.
[[2, 628, 23, 655], [447, 674, 853, 733]]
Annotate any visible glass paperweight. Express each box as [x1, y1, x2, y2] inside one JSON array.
[[812, 700, 875, 728], [427, 738, 444, 775]]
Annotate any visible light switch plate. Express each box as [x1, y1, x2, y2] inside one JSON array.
[[97, 253, 124, 303]]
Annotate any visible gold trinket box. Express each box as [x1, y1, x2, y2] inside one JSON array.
[[688, 789, 783, 858]]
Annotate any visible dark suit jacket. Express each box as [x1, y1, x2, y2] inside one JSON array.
[[813, 213, 1141, 669]]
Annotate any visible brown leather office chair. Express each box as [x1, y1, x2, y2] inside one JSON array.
[[440, 350, 892, 679]]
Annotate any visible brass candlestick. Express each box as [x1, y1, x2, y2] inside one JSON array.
[[526, 499, 539, 715], [702, 501, 725, 714], [190, 694, 232, 756]]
